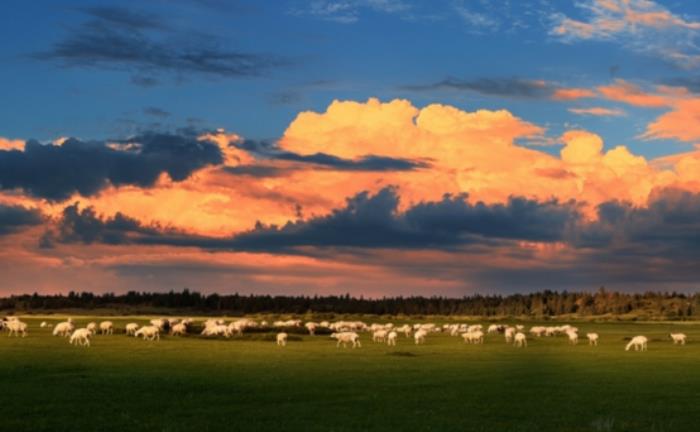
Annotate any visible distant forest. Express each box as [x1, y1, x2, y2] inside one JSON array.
[[1, 288, 699, 319]]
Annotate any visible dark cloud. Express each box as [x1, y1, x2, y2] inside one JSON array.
[[660, 76, 700, 93], [230, 139, 429, 173], [0, 131, 223, 201], [575, 188, 700, 254], [0, 204, 43, 236], [229, 188, 580, 251], [34, 6, 287, 83], [130, 75, 159, 87], [47, 187, 581, 251], [401, 77, 554, 99], [143, 107, 170, 118], [221, 165, 292, 178]]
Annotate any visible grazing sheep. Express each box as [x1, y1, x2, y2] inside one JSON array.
[[625, 335, 648, 351], [69, 328, 92, 347], [387, 331, 398, 346], [201, 324, 230, 338], [513, 332, 527, 348], [461, 330, 484, 344], [530, 326, 547, 337], [276, 332, 288, 346], [586, 333, 599, 346], [487, 324, 500, 334], [515, 325, 524, 331], [86, 322, 97, 334], [150, 319, 166, 331], [171, 322, 187, 336], [566, 330, 579, 345], [504, 327, 516, 343], [397, 324, 412, 338], [372, 329, 388, 343], [125, 323, 139, 336], [670, 333, 687, 345], [330, 332, 361, 348], [6, 320, 28, 337], [99, 321, 114, 335], [414, 329, 428, 345], [135, 325, 160, 341], [53, 321, 75, 338], [305, 322, 318, 336], [40, 321, 47, 328]]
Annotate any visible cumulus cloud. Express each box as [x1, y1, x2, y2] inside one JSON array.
[[0, 131, 223, 201], [0, 204, 43, 236]]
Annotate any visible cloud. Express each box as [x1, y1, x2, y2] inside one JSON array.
[[0, 204, 43, 236], [568, 107, 626, 117], [597, 79, 672, 107], [551, 0, 700, 68], [0, 131, 223, 201], [292, 0, 411, 23], [232, 138, 429, 172], [643, 98, 700, 142], [46, 187, 581, 252], [402, 77, 553, 99], [34, 6, 287, 83], [552, 87, 597, 101], [143, 107, 170, 118]]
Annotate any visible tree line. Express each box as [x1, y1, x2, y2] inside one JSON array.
[[1, 288, 699, 319]]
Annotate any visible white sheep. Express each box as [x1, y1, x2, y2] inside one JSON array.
[[670, 333, 687, 345], [387, 331, 398, 346], [86, 322, 97, 334], [150, 318, 166, 331], [135, 325, 160, 341], [414, 329, 427, 345], [305, 322, 318, 336], [504, 327, 516, 343], [462, 330, 484, 344], [53, 321, 75, 337], [40, 321, 47, 328], [487, 324, 500, 334], [586, 333, 599, 346], [6, 320, 28, 337], [397, 324, 412, 337], [276, 332, 288, 346], [330, 332, 361, 348], [125, 323, 139, 336], [99, 321, 114, 335], [201, 324, 230, 338], [171, 322, 187, 336], [625, 335, 648, 351], [69, 328, 92, 347], [372, 329, 388, 343], [513, 332, 527, 348], [566, 330, 579, 345], [530, 326, 546, 337]]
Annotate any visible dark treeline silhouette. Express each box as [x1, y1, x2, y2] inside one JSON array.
[[1, 288, 699, 319]]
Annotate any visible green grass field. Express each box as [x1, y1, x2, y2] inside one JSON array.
[[2, 316, 700, 432]]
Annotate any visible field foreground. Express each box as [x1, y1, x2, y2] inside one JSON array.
[[2, 317, 700, 432]]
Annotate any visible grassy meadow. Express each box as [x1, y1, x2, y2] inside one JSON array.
[[1, 316, 700, 432]]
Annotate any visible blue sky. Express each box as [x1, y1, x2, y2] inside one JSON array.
[[2, 0, 699, 158]]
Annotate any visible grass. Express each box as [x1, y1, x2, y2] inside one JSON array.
[[2, 316, 700, 431]]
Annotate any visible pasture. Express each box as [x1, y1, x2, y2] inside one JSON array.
[[2, 316, 700, 432]]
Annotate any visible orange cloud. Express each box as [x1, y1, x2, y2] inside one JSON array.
[[597, 79, 671, 107], [643, 99, 700, 142], [0, 137, 24, 151], [568, 107, 626, 116], [552, 87, 597, 101]]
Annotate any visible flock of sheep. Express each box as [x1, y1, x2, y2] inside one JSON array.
[[0, 316, 689, 351]]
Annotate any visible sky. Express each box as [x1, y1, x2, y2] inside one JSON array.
[[1, 0, 700, 297]]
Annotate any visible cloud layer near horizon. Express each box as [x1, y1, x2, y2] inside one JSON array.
[[2, 94, 700, 296]]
